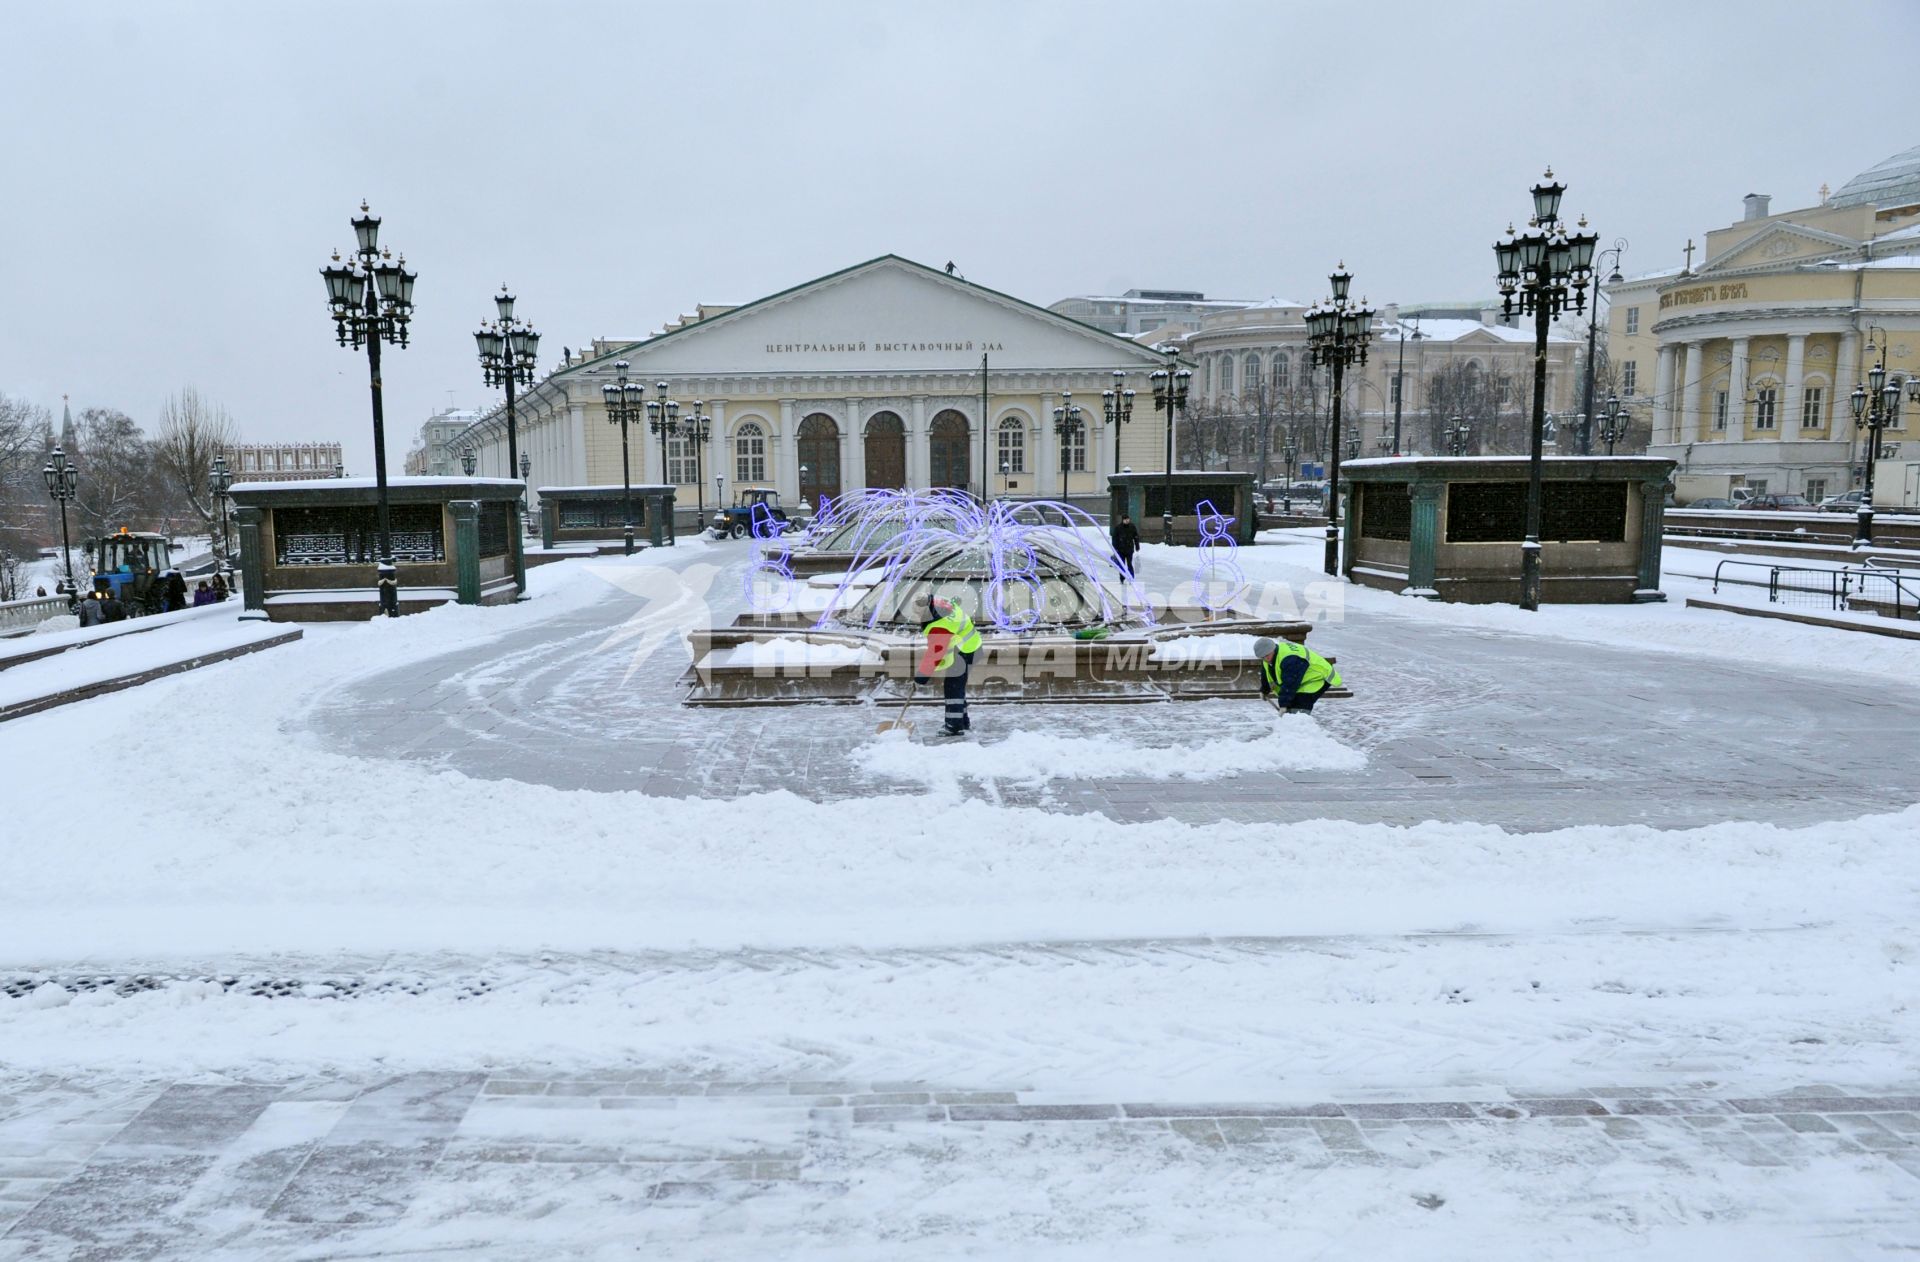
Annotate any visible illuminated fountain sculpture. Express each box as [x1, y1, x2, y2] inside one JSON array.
[[683, 489, 1337, 706]]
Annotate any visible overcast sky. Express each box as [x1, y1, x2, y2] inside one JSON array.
[[5, 0, 1916, 473]]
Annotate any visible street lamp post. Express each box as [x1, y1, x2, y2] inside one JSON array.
[[1148, 360, 1193, 544], [601, 360, 645, 555], [1281, 437, 1298, 513], [460, 447, 477, 477], [207, 454, 233, 583], [1848, 357, 1905, 547], [41, 446, 79, 595], [474, 285, 539, 594], [1305, 262, 1376, 576], [682, 400, 712, 525], [1579, 241, 1629, 456], [320, 201, 416, 617], [1599, 393, 1626, 456], [1052, 391, 1086, 500], [646, 383, 679, 547], [1494, 169, 1599, 610], [1447, 417, 1473, 457], [1100, 370, 1135, 478], [1391, 314, 1422, 456], [518, 451, 532, 535]]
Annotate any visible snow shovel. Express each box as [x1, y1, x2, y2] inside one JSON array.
[[877, 628, 953, 735]]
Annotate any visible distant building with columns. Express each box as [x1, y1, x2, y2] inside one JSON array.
[[451, 255, 1185, 522], [1607, 143, 1920, 503]]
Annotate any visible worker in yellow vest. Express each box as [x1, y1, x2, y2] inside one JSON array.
[[915, 594, 984, 737], [1254, 636, 1341, 713]]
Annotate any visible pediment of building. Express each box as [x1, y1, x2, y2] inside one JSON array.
[[569, 256, 1177, 381], [1704, 222, 1858, 273]]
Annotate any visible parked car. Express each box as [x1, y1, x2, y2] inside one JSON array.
[[1685, 497, 1738, 510], [1819, 490, 1866, 513], [1739, 493, 1815, 511]]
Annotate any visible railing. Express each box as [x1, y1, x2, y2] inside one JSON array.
[[1712, 558, 1917, 619], [0, 595, 73, 632], [1668, 522, 1854, 546]]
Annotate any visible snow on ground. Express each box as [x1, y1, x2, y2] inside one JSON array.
[[856, 707, 1365, 787], [0, 610, 289, 710]]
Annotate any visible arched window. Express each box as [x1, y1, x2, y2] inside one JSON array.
[[1220, 355, 1236, 397], [997, 415, 1026, 474], [1243, 353, 1262, 397], [734, 421, 766, 483], [1273, 354, 1290, 393]]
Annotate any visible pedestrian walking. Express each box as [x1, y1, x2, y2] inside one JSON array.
[[76, 592, 104, 628], [1110, 513, 1140, 578], [211, 573, 230, 602], [914, 594, 983, 738], [1253, 636, 1341, 714], [98, 590, 127, 623], [164, 570, 189, 612]]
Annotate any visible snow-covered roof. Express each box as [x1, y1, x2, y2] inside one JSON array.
[[1241, 296, 1308, 310], [1613, 265, 1686, 284], [1830, 143, 1920, 209], [1874, 221, 1920, 245], [229, 476, 524, 494], [1378, 318, 1577, 345]]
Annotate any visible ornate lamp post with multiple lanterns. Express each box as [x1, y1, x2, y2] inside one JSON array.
[[474, 285, 538, 593], [319, 201, 416, 617], [1148, 361, 1192, 544], [1305, 262, 1375, 576], [1599, 393, 1627, 456], [41, 447, 79, 595], [1494, 168, 1599, 610], [601, 361, 645, 555], [1100, 371, 1135, 476], [207, 453, 234, 583], [1848, 356, 1906, 547], [1446, 417, 1473, 456], [1052, 391, 1086, 500], [646, 383, 680, 547], [682, 399, 712, 524]]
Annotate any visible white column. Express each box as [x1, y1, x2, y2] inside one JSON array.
[[1679, 342, 1705, 444], [1837, 331, 1860, 401], [844, 397, 865, 493], [1783, 334, 1806, 438], [909, 394, 930, 488], [1727, 337, 1750, 442], [1653, 344, 1677, 446], [1036, 391, 1056, 497], [568, 400, 587, 487], [707, 400, 727, 508], [776, 399, 798, 500]]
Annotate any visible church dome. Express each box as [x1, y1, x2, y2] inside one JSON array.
[[1830, 144, 1920, 209]]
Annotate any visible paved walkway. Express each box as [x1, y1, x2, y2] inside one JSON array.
[[4, 1071, 1917, 1258], [309, 543, 1920, 829]]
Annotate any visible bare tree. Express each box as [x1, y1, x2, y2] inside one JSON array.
[[153, 386, 238, 525], [69, 407, 160, 540], [1422, 361, 1522, 454], [0, 395, 54, 579]]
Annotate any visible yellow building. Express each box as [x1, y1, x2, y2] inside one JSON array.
[[453, 255, 1185, 522], [1605, 144, 1920, 503]]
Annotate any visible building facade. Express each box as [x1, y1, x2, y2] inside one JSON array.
[[1047, 288, 1253, 337], [1606, 144, 1920, 502], [224, 441, 343, 481], [1176, 298, 1581, 462], [404, 408, 480, 477], [453, 256, 1189, 518]]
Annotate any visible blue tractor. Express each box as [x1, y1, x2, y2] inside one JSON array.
[[90, 529, 175, 616], [709, 487, 808, 540]]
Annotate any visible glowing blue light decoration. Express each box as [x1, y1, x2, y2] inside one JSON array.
[[743, 501, 797, 612], [1191, 498, 1249, 613], [809, 489, 1155, 632]]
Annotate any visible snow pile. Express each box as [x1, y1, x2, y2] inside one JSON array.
[[1146, 632, 1267, 662], [855, 715, 1363, 786]]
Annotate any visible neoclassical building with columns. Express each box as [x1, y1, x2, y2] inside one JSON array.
[[1606, 144, 1920, 502], [453, 255, 1186, 520]]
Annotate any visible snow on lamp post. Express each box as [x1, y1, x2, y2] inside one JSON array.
[[460, 447, 477, 477], [1600, 393, 1626, 456], [320, 201, 416, 617], [1052, 391, 1086, 500], [207, 453, 233, 582], [1100, 370, 1135, 479], [683, 400, 712, 526], [1494, 168, 1599, 610], [1849, 357, 1904, 548]]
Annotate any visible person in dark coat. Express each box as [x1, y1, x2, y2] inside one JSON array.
[[98, 591, 127, 622], [164, 571, 189, 612], [1110, 514, 1140, 578], [211, 573, 230, 602], [76, 592, 104, 628]]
